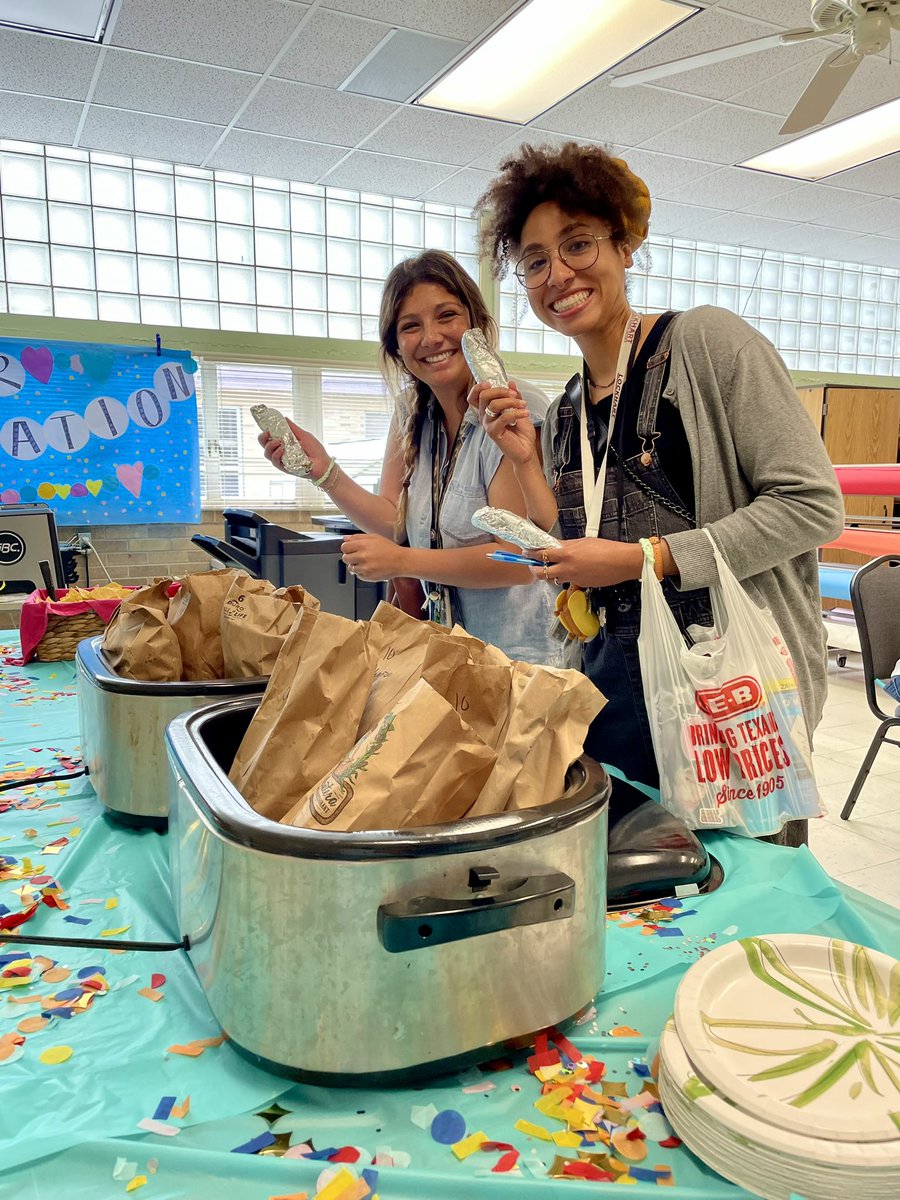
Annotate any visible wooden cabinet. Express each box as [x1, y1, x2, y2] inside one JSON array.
[[797, 386, 900, 586]]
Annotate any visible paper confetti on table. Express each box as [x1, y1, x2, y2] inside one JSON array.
[[137, 987, 165, 1003], [125, 1175, 147, 1192], [166, 1035, 226, 1057], [136, 1118, 180, 1137], [39, 1044, 73, 1065], [100, 925, 130, 937]]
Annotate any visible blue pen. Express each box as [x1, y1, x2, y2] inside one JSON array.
[[487, 549, 544, 566]]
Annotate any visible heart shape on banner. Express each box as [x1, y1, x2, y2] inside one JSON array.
[[81, 348, 116, 383], [116, 462, 144, 498], [21, 345, 54, 384], [54, 484, 71, 499], [85, 479, 103, 496]]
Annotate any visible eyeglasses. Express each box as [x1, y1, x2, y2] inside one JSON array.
[[514, 232, 611, 288]]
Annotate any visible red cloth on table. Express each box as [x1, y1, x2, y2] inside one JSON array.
[[12, 588, 132, 664]]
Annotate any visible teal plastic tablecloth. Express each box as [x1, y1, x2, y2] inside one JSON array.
[[1, 643, 898, 1199]]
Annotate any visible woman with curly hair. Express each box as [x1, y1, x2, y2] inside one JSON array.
[[473, 143, 844, 842], [259, 249, 560, 664]]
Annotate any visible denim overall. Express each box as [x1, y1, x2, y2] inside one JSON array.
[[549, 316, 713, 808]]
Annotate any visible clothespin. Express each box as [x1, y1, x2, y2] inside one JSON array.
[[155, 333, 161, 356]]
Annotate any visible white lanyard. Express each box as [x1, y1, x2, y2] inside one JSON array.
[[580, 312, 641, 539]]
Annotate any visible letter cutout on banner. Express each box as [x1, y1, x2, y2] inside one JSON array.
[[0, 337, 199, 525]]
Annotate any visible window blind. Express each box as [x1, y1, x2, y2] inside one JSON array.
[[197, 357, 394, 508]]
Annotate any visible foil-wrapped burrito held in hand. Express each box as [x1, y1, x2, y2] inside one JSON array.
[[251, 404, 314, 477], [471, 506, 561, 551], [461, 328, 509, 389]]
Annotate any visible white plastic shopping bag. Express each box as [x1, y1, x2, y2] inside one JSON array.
[[637, 533, 822, 836]]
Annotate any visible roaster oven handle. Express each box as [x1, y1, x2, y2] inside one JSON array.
[[376, 867, 575, 953]]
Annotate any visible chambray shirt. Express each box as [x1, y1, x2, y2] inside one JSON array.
[[405, 383, 562, 666]]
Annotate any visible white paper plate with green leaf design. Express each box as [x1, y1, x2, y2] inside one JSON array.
[[674, 935, 900, 1143]]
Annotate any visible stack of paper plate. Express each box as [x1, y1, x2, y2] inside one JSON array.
[[658, 934, 900, 1200]]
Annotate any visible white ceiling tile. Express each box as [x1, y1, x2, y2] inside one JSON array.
[[80, 108, 224, 164], [765, 224, 847, 257], [319, 0, 515, 40], [825, 152, 900, 196], [812, 197, 900, 237], [110, 0, 309, 72], [638, 103, 785, 163], [319, 150, 454, 197], [0, 93, 82, 146], [657, 164, 794, 209], [612, 147, 720, 195], [272, 10, 390, 88], [92, 50, 258, 125], [840, 235, 900, 269], [693, 210, 798, 252], [741, 183, 876, 223], [238, 79, 395, 147], [649, 199, 727, 236], [468, 130, 604, 174], [206, 130, 345, 181], [716, 0, 830, 27], [0, 29, 100, 102], [534, 79, 712, 145], [421, 168, 495, 210], [360, 107, 515, 167]]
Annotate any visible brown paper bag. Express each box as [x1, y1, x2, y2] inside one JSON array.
[[448, 623, 512, 668], [421, 656, 512, 751], [220, 573, 319, 678], [100, 579, 182, 681], [168, 569, 240, 680], [356, 601, 446, 736], [102, 604, 183, 682], [229, 608, 382, 821], [505, 668, 606, 810], [282, 678, 497, 832]]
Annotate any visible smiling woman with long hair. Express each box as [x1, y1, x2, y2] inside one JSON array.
[[259, 250, 560, 664], [472, 143, 844, 842]]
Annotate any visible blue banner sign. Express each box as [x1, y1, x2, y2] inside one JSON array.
[[0, 339, 200, 525]]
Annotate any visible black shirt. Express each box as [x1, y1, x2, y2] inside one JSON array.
[[585, 311, 695, 518]]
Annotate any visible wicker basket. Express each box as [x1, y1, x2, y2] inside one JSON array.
[[34, 610, 107, 662]]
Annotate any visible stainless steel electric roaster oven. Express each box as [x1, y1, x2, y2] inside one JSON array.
[[165, 696, 713, 1083], [76, 636, 268, 826]]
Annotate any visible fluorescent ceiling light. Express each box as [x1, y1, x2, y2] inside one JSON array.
[[417, 0, 697, 124], [740, 96, 900, 182], [0, 0, 116, 41]]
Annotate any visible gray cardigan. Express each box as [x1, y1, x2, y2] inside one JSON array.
[[542, 305, 845, 730]]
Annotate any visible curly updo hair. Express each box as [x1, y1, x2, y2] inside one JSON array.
[[476, 142, 652, 278]]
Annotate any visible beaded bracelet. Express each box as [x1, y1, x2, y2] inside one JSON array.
[[312, 457, 338, 489]]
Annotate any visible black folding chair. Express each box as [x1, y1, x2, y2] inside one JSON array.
[[841, 555, 900, 820]]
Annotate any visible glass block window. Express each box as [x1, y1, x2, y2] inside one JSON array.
[[499, 233, 900, 374], [0, 141, 478, 340]]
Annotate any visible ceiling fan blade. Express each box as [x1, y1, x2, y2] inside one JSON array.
[[609, 33, 787, 87], [779, 50, 861, 135]]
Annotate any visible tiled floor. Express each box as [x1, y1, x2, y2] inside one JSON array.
[[809, 654, 900, 909]]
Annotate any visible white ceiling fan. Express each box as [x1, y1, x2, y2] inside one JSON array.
[[610, 1, 900, 135]]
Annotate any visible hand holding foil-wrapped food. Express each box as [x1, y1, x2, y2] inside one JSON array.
[[471, 506, 561, 551], [251, 404, 316, 478]]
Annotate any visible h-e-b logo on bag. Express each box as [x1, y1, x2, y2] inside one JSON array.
[[695, 675, 762, 720]]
